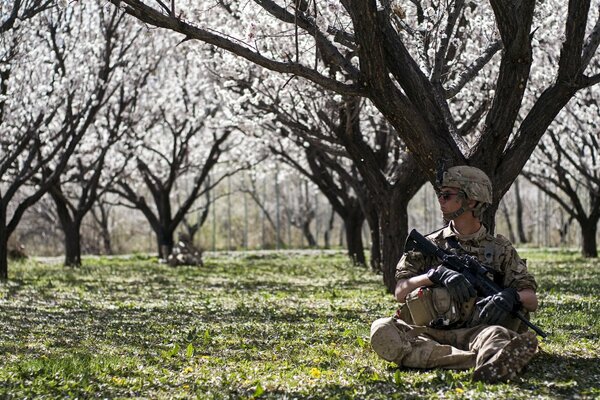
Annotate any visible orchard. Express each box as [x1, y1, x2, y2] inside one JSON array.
[[0, 0, 599, 398]]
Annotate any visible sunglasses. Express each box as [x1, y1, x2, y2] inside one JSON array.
[[437, 191, 460, 201]]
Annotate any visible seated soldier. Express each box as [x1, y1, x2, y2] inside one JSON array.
[[370, 166, 539, 383], [168, 233, 204, 267]]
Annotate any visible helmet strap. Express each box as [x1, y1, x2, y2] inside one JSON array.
[[443, 206, 469, 221]]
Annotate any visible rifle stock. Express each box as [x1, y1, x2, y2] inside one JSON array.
[[406, 229, 548, 338]]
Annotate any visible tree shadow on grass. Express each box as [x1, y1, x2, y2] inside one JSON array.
[[0, 301, 366, 365], [222, 382, 420, 400], [517, 351, 600, 398]]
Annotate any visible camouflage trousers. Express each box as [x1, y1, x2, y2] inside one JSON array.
[[370, 317, 522, 370]]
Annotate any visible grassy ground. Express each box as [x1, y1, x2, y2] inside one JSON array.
[[0, 250, 598, 399]]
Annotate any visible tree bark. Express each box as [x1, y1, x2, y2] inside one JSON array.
[[481, 202, 500, 234], [97, 205, 114, 255], [323, 208, 335, 249], [343, 209, 366, 265], [156, 226, 175, 259], [580, 220, 598, 258], [301, 220, 317, 247], [0, 208, 7, 279], [51, 190, 83, 267], [378, 196, 410, 293], [63, 223, 82, 267], [500, 200, 516, 243], [514, 178, 528, 243], [101, 229, 113, 255], [365, 208, 381, 272]]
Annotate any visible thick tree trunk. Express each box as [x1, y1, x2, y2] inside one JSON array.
[[52, 191, 83, 267], [481, 202, 499, 235], [580, 221, 598, 258], [156, 227, 174, 259], [378, 198, 409, 293], [63, 221, 82, 267], [344, 211, 366, 266]]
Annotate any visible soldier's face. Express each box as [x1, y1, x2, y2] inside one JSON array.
[[437, 187, 462, 213]]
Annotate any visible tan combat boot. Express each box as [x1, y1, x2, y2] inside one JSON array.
[[472, 330, 538, 383]]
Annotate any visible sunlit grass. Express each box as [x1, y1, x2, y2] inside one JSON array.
[[0, 250, 598, 399]]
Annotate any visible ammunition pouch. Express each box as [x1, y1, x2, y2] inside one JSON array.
[[398, 286, 476, 329]]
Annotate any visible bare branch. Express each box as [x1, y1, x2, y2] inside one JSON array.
[[445, 39, 503, 98], [581, 5, 600, 70], [109, 0, 366, 96]]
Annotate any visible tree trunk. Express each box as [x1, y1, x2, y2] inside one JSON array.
[[156, 227, 174, 259], [378, 198, 409, 293], [481, 202, 499, 235], [323, 208, 335, 249], [92, 202, 114, 255], [98, 205, 113, 255], [63, 221, 82, 267], [365, 208, 381, 272], [100, 225, 113, 255], [344, 211, 366, 266], [301, 220, 317, 247], [514, 178, 528, 243], [0, 236, 7, 280], [580, 221, 598, 258], [0, 208, 8, 279], [52, 190, 83, 267], [500, 200, 516, 243]]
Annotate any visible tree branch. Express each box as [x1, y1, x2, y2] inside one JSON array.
[[108, 0, 366, 96]]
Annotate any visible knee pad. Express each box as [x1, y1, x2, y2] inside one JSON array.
[[370, 318, 412, 363]]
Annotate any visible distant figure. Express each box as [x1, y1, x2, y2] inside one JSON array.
[[370, 166, 540, 383], [8, 243, 27, 260], [167, 233, 204, 267]]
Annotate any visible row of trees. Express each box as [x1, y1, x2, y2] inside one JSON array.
[[103, 0, 600, 291], [13, 167, 590, 256], [1, 0, 599, 289], [0, 2, 254, 278]]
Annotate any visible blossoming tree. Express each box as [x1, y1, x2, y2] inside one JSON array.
[[0, 2, 140, 278]]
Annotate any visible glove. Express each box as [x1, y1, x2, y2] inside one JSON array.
[[476, 287, 521, 325], [426, 265, 476, 304]]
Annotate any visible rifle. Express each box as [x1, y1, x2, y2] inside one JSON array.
[[406, 229, 548, 338]]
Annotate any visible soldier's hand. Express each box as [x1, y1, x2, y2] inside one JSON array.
[[426, 265, 476, 304], [476, 287, 520, 325]]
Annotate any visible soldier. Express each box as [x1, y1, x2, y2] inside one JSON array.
[[370, 166, 539, 383], [167, 233, 204, 267]]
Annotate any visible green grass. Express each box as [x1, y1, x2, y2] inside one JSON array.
[[0, 250, 598, 399]]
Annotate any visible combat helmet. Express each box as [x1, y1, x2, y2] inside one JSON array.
[[440, 166, 492, 220]]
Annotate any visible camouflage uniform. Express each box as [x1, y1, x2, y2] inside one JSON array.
[[167, 233, 204, 267], [370, 166, 539, 383], [397, 223, 537, 296]]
